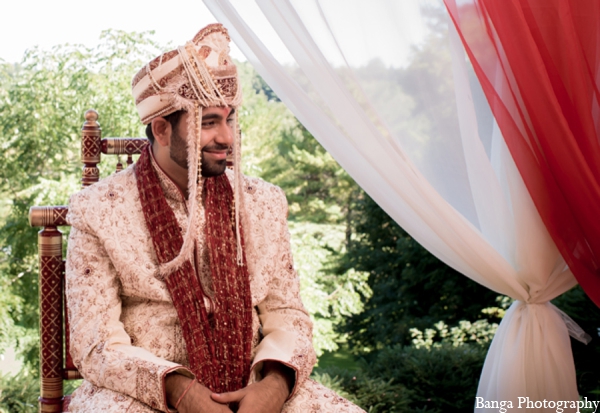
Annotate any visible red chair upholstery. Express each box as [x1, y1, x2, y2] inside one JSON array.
[[29, 109, 147, 412]]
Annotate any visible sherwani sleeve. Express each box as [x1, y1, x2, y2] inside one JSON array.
[[250, 187, 317, 398], [65, 192, 193, 412]]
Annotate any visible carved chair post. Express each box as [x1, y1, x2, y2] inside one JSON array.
[[30, 206, 69, 412], [81, 109, 101, 187], [30, 109, 148, 411]]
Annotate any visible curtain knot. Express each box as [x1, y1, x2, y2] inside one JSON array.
[[519, 301, 592, 344]]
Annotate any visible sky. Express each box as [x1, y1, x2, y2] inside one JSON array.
[[1, 0, 429, 68], [0, 0, 245, 64]]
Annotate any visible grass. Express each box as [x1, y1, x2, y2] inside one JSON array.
[[315, 345, 360, 371]]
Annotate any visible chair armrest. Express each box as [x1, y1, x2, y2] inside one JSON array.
[[29, 206, 69, 227]]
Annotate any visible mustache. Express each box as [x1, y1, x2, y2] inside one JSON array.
[[201, 144, 230, 152]]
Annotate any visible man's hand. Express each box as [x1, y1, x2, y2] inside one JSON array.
[[165, 374, 232, 413], [210, 362, 294, 413]]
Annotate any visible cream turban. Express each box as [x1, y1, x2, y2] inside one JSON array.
[[132, 23, 242, 125], [132, 24, 246, 272]]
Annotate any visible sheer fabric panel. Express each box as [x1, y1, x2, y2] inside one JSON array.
[[203, 0, 580, 405], [445, 0, 600, 309]]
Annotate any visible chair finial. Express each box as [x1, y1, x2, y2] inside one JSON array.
[[84, 109, 98, 123]]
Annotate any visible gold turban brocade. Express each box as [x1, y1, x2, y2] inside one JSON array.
[[132, 23, 245, 275]]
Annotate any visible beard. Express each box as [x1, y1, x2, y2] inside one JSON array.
[[170, 129, 229, 177]]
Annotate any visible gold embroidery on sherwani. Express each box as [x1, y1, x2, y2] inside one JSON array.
[[65, 162, 365, 412]]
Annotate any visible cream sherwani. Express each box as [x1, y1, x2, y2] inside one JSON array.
[[65, 156, 364, 412]]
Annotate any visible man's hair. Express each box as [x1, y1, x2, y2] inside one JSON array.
[[145, 110, 186, 144]]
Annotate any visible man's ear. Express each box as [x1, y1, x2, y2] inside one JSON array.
[[151, 117, 171, 147]]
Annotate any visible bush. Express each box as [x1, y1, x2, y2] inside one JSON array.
[[313, 341, 488, 413], [336, 193, 499, 351], [368, 343, 487, 412], [0, 371, 81, 413], [312, 367, 412, 412], [0, 371, 38, 413]]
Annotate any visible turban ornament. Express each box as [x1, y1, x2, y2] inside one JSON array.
[[132, 24, 244, 274]]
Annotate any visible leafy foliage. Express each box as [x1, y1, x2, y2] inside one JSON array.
[[312, 367, 412, 413], [310, 302, 499, 412], [237, 62, 360, 226], [237, 61, 368, 355], [257, 120, 359, 225], [410, 319, 498, 350], [365, 343, 488, 412], [312, 338, 489, 413], [289, 222, 371, 355], [0, 33, 368, 389], [0, 372, 80, 413], [336, 193, 498, 352], [0, 30, 163, 377], [409, 296, 510, 350], [0, 371, 38, 413], [1, 13, 598, 409]]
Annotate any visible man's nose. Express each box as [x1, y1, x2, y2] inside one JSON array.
[[215, 120, 234, 147]]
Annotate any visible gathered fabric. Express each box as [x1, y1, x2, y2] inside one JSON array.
[[135, 146, 252, 392], [200, 0, 590, 405]]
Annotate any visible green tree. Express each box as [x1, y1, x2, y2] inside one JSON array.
[[330, 4, 600, 398], [0, 34, 369, 378], [237, 62, 369, 354], [289, 221, 371, 355], [237, 61, 360, 227], [0, 30, 163, 374], [336, 193, 499, 352]]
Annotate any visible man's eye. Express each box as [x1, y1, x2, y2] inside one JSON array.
[[202, 121, 215, 127], [227, 118, 235, 124]]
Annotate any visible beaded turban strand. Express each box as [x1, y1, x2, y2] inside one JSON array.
[[132, 24, 245, 275]]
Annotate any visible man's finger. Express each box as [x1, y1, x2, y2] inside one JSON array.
[[211, 389, 245, 403]]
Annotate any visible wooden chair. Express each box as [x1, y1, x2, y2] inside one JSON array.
[[29, 109, 147, 412]]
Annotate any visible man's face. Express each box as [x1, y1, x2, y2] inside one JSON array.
[[170, 106, 235, 177]]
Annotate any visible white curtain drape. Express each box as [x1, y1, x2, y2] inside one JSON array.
[[202, 0, 588, 407]]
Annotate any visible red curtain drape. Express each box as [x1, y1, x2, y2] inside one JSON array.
[[444, 0, 600, 307]]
